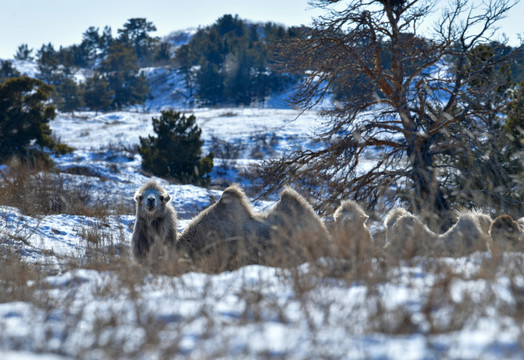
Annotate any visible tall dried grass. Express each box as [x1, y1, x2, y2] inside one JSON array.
[[0, 167, 524, 358], [0, 161, 133, 217]]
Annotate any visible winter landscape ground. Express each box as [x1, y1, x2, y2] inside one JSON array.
[[0, 106, 523, 360], [0, 58, 523, 359]]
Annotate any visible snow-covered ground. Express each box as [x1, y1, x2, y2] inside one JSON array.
[[1, 107, 524, 359], [2, 253, 524, 359]]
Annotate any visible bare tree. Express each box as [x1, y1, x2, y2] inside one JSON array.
[[260, 0, 522, 227]]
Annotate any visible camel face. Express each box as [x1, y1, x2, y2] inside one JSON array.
[[135, 182, 172, 219]]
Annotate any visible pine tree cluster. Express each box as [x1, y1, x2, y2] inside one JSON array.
[[2, 15, 307, 112], [175, 15, 303, 106]]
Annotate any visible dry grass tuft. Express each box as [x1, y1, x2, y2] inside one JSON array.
[[0, 162, 132, 217], [0, 240, 39, 303]]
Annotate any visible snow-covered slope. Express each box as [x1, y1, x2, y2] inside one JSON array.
[[1, 82, 524, 358], [2, 108, 324, 268]]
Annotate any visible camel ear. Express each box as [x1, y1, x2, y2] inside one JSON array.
[[164, 194, 171, 203]]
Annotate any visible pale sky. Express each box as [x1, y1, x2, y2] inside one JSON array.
[[0, 0, 522, 60]]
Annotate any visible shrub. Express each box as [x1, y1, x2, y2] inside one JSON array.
[[137, 110, 213, 185], [0, 76, 72, 165]]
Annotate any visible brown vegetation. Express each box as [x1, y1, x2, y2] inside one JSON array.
[[0, 160, 132, 217]]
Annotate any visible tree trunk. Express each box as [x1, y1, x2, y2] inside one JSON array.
[[408, 134, 451, 230]]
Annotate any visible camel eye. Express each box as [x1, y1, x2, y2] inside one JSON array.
[[138, 195, 144, 202], [159, 196, 164, 202]]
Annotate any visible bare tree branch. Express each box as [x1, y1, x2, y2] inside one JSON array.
[[263, 0, 523, 221]]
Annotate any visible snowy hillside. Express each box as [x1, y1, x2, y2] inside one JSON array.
[[1, 106, 524, 359], [3, 108, 321, 266]]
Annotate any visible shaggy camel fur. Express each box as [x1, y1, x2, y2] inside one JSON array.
[[442, 212, 491, 255], [383, 208, 411, 247], [262, 187, 331, 264], [455, 209, 492, 236], [177, 184, 268, 271], [384, 210, 490, 258], [331, 199, 374, 258], [489, 215, 522, 252], [384, 212, 446, 258], [518, 217, 524, 231], [132, 180, 178, 261]]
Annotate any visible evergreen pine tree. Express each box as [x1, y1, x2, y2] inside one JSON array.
[[174, 15, 294, 106], [99, 26, 114, 58], [55, 77, 84, 114], [82, 26, 102, 64], [99, 43, 150, 109], [0, 77, 70, 163], [127, 73, 150, 107], [84, 74, 114, 113], [14, 44, 33, 61], [0, 61, 21, 83], [137, 110, 213, 185], [175, 44, 196, 103], [36, 43, 59, 83], [196, 60, 224, 105], [68, 43, 91, 68], [117, 18, 158, 66], [153, 42, 172, 66]]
